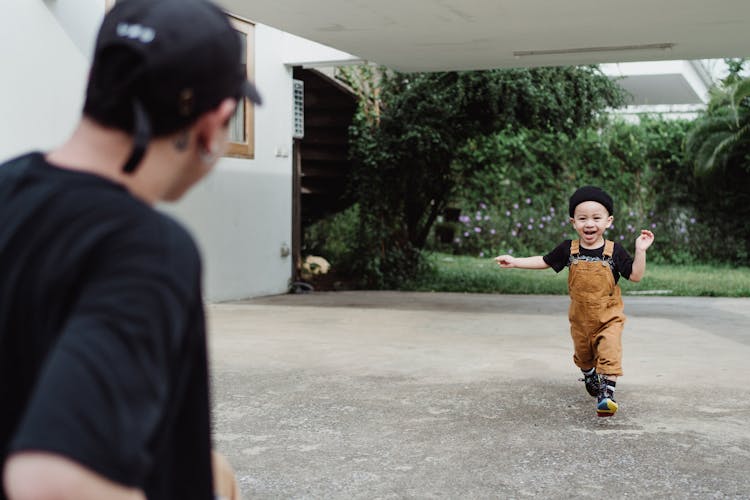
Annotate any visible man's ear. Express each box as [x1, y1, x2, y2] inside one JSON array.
[[607, 215, 614, 227], [195, 98, 237, 152]]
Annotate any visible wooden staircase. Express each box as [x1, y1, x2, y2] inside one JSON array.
[[291, 67, 357, 280], [293, 67, 357, 225]]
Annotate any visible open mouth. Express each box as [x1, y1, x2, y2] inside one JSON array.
[[582, 230, 598, 240]]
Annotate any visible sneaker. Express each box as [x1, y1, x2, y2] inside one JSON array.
[[596, 376, 618, 417], [579, 370, 600, 398], [596, 397, 618, 417]]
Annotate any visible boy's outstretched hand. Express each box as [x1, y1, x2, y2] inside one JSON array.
[[635, 229, 655, 252], [495, 255, 514, 268]]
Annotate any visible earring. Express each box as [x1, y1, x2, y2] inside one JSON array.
[[200, 146, 219, 165], [173, 131, 189, 151]]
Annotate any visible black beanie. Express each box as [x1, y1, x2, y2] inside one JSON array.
[[569, 186, 614, 217]]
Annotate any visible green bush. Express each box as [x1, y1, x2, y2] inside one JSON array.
[[443, 118, 710, 263], [302, 204, 360, 272]]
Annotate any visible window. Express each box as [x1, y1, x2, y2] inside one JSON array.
[[226, 15, 256, 159]]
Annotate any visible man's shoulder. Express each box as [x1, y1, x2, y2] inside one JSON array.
[[0, 151, 42, 177], [150, 210, 200, 259], [106, 203, 200, 268], [0, 151, 39, 166]]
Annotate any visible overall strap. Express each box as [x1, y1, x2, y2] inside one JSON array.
[[603, 240, 615, 258], [570, 239, 580, 256]]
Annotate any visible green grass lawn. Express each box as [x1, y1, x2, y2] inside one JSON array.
[[403, 252, 750, 297]]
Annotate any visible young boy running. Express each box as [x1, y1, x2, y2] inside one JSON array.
[[495, 186, 654, 417]]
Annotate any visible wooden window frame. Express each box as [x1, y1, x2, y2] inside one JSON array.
[[226, 15, 256, 159]]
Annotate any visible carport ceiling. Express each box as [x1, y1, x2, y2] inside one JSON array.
[[220, 0, 750, 72]]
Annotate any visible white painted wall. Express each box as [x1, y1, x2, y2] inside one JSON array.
[[43, 0, 104, 57], [0, 3, 354, 301], [0, 0, 94, 161], [163, 24, 297, 301]]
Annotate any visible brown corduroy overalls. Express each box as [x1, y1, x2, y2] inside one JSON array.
[[567, 239, 625, 376]]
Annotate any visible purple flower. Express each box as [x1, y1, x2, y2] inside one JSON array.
[[680, 227, 687, 234], [651, 223, 656, 229], [629, 211, 635, 217], [474, 227, 482, 233], [690, 218, 696, 224], [550, 207, 556, 213], [513, 203, 519, 209], [490, 229, 496, 235], [480, 203, 487, 210], [511, 230, 517, 237], [516, 222, 522, 228], [527, 224, 533, 230], [539, 223, 544, 229], [476, 214, 482, 221], [463, 231, 470, 237], [525, 198, 532, 204], [453, 237, 461, 243], [459, 215, 470, 223], [529, 217, 535, 223], [479, 251, 485, 257], [484, 215, 490, 221], [508, 249, 514, 255], [619, 235, 625, 240], [505, 211, 511, 217]]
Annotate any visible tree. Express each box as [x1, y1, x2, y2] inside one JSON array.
[[683, 61, 750, 263], [339, 66, 625, 287], [685, 77, 750, 176]]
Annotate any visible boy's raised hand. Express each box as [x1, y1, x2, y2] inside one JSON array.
[[495, 255, 515, 268], [635, 229, 655, 252]]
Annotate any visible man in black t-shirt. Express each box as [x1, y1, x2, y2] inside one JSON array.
[[1, 1, 260, 499], [494, 186, 654, 418]]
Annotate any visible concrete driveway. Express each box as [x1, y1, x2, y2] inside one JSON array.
[[207, 292, 750, 499]]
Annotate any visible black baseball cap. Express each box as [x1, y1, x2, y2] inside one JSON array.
[[84, 0, 262, 172], [569, 186, 614, 217]]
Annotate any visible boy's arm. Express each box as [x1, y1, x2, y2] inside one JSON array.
[[3, 452, 145, 500], [495, 255, 549, 269], [629, 230, 655, 282]]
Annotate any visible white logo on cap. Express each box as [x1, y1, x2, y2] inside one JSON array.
[[116, 23, 156, 44]]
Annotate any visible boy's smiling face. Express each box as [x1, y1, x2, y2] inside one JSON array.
[[570, 201, 613, 248]]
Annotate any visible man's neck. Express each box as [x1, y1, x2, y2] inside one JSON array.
[[45, 118, 171, 205]]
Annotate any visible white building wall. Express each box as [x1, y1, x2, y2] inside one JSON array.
[[0, 0, 96, 160], [163, 24, 297, 301], [0, 3, 352, 302]]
